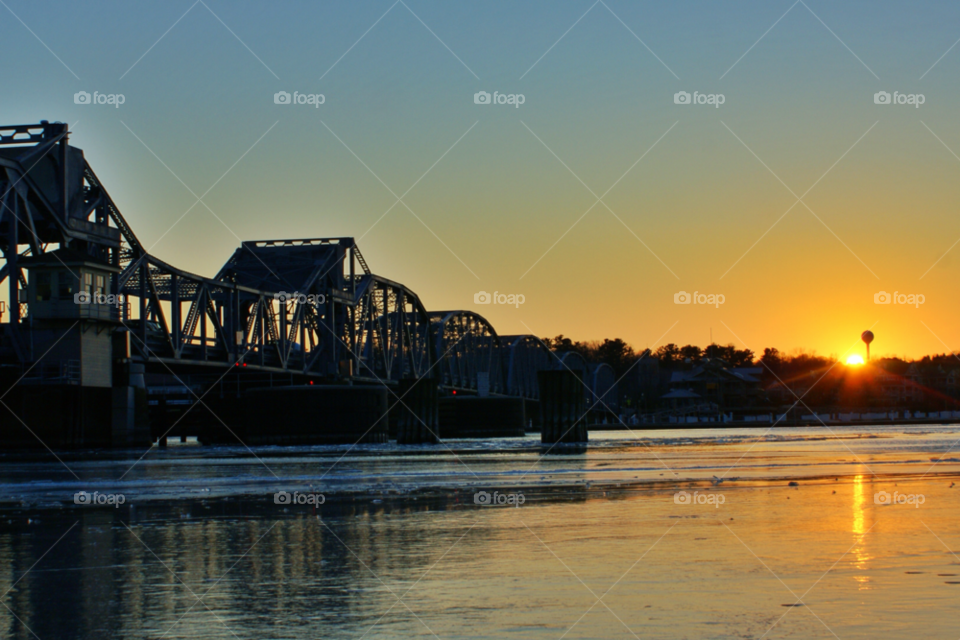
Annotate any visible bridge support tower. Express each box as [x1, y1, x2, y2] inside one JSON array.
[[538, 370, 588, 444]]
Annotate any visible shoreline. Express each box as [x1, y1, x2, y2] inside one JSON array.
[[588, 417, 960, 430]]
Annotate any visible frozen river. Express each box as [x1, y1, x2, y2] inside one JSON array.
[[1, 426, 959, 638]]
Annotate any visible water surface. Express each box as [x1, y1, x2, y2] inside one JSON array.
[[2, 426, 959, 638]]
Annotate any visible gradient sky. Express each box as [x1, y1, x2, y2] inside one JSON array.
[[5, 0, 960, 360]]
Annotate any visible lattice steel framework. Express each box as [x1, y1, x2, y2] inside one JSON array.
[[501, 334, 553, 399], [588, 363, 618, 413], [0, 122, 435, 384], [429, 310, 504, 393], [0, 122, 557, 395]]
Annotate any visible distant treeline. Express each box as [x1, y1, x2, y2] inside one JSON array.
[[543, 335, 761, 375], [542, 336, 759, 377], [542, 335, 960, 380], [541, 335, 636, 377], [543, 336, 960, 410]]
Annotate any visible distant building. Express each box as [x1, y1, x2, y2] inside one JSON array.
[[619, 350, 661, 413], [904, 362, 960, 409], [660, 388, 702, 410], [664, 358, 764, 410]]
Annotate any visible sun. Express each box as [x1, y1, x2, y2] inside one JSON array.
[[846, 354, 865, 366]]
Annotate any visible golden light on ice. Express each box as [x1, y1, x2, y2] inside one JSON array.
[[851, 474, 873, 589], [846, 354, 865, 366]]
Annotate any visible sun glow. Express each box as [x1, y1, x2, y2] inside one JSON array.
[[846, 355, 865, 366]]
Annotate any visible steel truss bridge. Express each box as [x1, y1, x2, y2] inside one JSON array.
[[0, 121, 617, 410]]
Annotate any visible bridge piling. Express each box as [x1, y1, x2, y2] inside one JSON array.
[[395, 379, 439, 444], [538, 371, 588, 444]]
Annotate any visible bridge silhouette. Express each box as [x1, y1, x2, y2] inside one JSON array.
[[0, 121, 618, 448]]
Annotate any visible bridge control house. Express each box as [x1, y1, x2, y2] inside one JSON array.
[[7, 230, 144, 447], [19, 247, 120, 379], [0, 122, 150, 448]]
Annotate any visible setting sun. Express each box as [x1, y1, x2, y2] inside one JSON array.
[[846, 355, 865, 366]]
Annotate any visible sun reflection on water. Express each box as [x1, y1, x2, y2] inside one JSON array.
[[852, 474, 873, 589]]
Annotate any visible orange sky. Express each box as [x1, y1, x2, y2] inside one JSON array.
[[7, 1, 960, 360]]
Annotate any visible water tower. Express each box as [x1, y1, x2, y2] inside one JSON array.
[[861, 331, 874, 362]]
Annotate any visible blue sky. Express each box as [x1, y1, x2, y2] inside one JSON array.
[[5, 0, 960, 357]]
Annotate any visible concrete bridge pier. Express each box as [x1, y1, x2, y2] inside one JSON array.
[[538, 370, 588, 444], [239, 385, 390, 445], [394, 378, 439, 444], [438, 396, 526, 438], [112, 362, 151, 448]]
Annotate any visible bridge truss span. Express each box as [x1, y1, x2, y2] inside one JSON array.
[[501, 334, 553, 400], [0, 122, 592, 406], [429, 310, 505, 394]]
